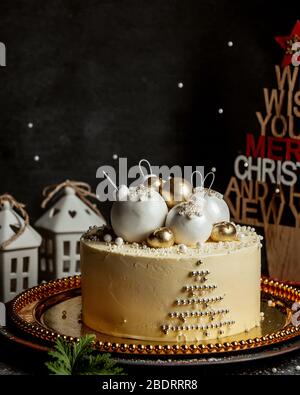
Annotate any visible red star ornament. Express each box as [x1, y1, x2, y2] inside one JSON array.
[[275, 21, 300, 67]]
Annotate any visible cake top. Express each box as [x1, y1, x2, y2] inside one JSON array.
[[82, 224, 263, 259]]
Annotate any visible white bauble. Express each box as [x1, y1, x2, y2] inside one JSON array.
[[192, 188, 230, 224], [166, 202, 213, 246], [111, 186, 168, 242]]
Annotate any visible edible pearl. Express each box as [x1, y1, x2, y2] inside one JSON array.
[[115, 237, 124, 246], [178, 244, 187, 253], [104, 234, 112, 243]]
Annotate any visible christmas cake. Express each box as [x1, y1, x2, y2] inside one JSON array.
[[80, 175, 262, 342]]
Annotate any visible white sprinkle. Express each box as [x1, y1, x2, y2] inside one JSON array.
[[178, 244, 187, 253], [227, 41, 233, 47], [211, 167, 216, 172], [103, 234, 112, 243], [218, 108, 223, 114], [115, 237, 124, 246], [178, 82, 184, 88], [112, 154, 118, 160], [275, 188, 280, 193], [28, 122, 34, 128], [295, 365, 300, 371], [272, 367, 277, 373], [260, 312, 264, 317], [244, 161, 248, 167], [34, 155, 40, 162]]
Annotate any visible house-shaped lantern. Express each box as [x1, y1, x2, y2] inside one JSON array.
[[35, 180, 106, 281], [0, 194, 42, 303]]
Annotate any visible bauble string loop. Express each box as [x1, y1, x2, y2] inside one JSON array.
[[139, 159, 153, 179]]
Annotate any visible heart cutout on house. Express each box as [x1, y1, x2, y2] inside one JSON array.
[[68, 210, 77, 218]]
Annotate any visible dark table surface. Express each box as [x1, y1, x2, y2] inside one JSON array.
[[1, 330, 300, 376]]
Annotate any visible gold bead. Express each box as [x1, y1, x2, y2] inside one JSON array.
[[172, 344, 180, 353], [154, 345, 163, 353], [210, 221, 237, 242], [181, 344, 189, 353], [161, 177, 193, 208], [120, 343, 128, 352], [146, 345, 154, 353], [163, 345, 172, 353], [147, 227, 175, 248], [137, 345, 145, 353]]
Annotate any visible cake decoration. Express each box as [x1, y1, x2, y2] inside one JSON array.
[[178, 243, 188, 253], [101, 165, 233, 246], [82, 224, 115, 242], [191, 171, 230, 224], [143, 175, 164, 193], [210, 221, 237, 242], [146, 227, 175, 248], [115, 185, 129, 201], [102, 169, 169, 243], [82, 225, 262, 256], [163, 171, 231, 246], [161, 177, 193, 208], [166, 202, 213, 246], [203, 190, 230, 224], [139, 160, 165, 193], [114, 236, 124, 246], [103, 234, 112, 243], [111, 186, 168, 242]]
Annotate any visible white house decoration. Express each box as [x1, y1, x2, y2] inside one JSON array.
[[0, 194, 42, 303], [35, 180, 106, 281], [0, 302, 5, 326]]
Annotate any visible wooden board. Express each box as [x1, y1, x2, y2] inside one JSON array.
[[265, 225, 300, 282]]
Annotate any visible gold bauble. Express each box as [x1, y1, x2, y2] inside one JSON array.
[[210, 222, 237, 242], [143, 175, 164, 193], [161, 177, 193, 208], [147, 227, 175, 248]]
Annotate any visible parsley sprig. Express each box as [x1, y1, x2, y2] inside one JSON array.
[[46, 334, 124, 375]]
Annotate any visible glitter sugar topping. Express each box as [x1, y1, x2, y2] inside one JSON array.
[[127, 185, 155, 202]]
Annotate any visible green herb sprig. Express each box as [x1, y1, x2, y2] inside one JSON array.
[[46, 334, 124, 375]]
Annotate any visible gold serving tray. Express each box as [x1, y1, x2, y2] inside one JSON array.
[[7, 276, 300, 356]]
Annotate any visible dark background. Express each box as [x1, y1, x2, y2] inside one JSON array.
[[0, 0, 298, 222], [1, 1, 300, 375]]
